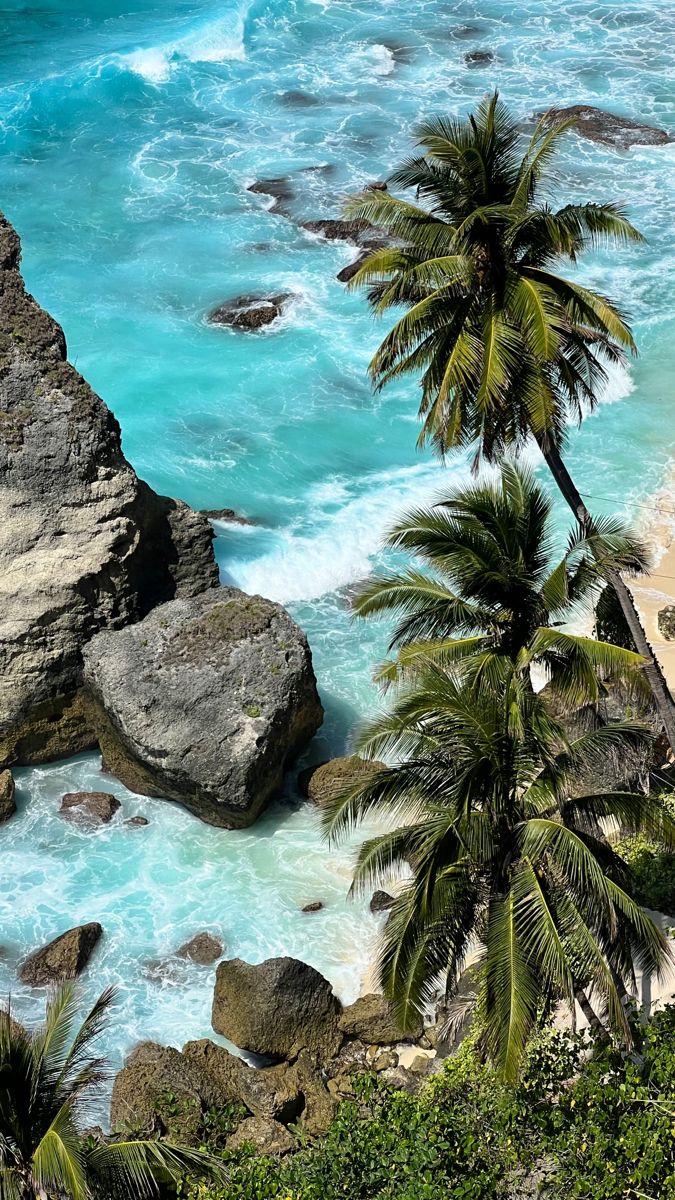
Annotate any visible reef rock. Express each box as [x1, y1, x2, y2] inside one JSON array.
[[60, 790, 120, 825], [0, 769, 16, 822], [464, 49, 494, 66], [176, 932, 224, 964], [542, 105, 673, 149], [212, 956, 342, 1061], [370, 890, 394, 913], [658, 605, 675, 641], [82, 589, 323, 828], [208, 294, 292, 330], [19, 922, 102, 986], [0, 214, 218, 769], [339, 993, 423, 1045], [298, 754, 386, 808]]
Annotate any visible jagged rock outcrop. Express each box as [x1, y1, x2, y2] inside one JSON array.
[[298, 755, 386, 807], [19, 922, 102, 986], [110, 1042, 213, 1140], [541, 105, 673, 148], [212, 956, 342, 1061], [370, 890, 394, 913], [60, 791, 120, 824], [82, 590, 323, 828], [0, 769, 16, 822], [226, 1117, 295, 1155], [339, 993, 423, 1045], [0, 214, 218, 768]]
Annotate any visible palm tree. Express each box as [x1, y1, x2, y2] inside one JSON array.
[[324, 663, 675, 1080], [0, 986, 219, 1199], [345, 93, 675, 751], [354, 461, 649, 709]]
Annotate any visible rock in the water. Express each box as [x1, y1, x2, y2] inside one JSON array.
[[201, 508, 257, 526], [464, 49, 494, 66], [298, 755, 386, 808], [212, 956, 342, 1061], [278, 90, 321, 108], [302, 901, 324, 913], [208, 294, 292, 331], [82, 589, 323, 828], [226, 1116, 295, 1155], [176, 932, 224, 964], [365, 181, 388, 191], [125, 815, 149, 827], [0, 214, 218, 769], [370, 890, 394, 913], [658, 605, 675, 640], [541, 105, 672, 149], [339, 993, 423, 1044], [19, 922, 102, 986], [336, 251, 371, 284], [60, 791, 120, 824], [247, 178, 296, 214], [0, 769, 16, 823], [302, 219, 391, 251]]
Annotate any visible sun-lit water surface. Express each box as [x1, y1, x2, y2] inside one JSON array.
[[1, 0, 675, 1097]]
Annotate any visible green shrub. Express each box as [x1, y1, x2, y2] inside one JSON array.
[[615, 792, 675, 915], [185, 1010, 675, 1200]]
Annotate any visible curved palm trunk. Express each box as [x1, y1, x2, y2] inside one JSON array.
[[537, 435, 675, 755]]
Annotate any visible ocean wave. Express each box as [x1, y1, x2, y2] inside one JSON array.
[[112, 6, 250, 83]]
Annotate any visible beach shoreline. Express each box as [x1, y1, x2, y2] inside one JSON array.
[[629, 470, 675, 695]]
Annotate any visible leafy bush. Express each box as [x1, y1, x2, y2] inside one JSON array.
[[185, 1007, 675, 1200], [615, 792, 675, 915]]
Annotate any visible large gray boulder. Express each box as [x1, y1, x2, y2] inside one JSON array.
[[0, 214, 218, 769], [212, 956, 342, 1061], [19, 922, 102, 986], [110, 1042, 212, 1141], [82, 590, 323, 827]]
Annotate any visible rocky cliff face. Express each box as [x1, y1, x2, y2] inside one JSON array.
[[0, 214, 219, 766]]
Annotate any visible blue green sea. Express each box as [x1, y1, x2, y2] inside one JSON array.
[[1, 0, 675, 1086]]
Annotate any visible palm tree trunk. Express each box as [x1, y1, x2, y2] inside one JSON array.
[[537, 434, 675, 755], [574, 986, 609, 1040]]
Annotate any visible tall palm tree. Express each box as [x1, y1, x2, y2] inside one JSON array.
[[355, 461, 649, 708], [345, 93, 675, 751], [324, 664, 675, 1080], [0, 986, 219, 1199]]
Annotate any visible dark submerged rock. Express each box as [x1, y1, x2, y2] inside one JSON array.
[[201, 507, 258, 525], [541, 104, 673, 148], [60, 790, 120, 824], [82, 590, 323, 828], [19, 922, 102, 986], [464, 49, 495, 66], [211, 956, 343, 1061], [0, 769, 16, 823], [208, 293, 292, 331], [278, 90, 321, 108], [125, 815, 149, 827], [0, 214, 218, 769], [302, 901, 324, 913]]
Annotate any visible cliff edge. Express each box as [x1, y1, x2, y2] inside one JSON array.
[[0, 214, 219, 766]]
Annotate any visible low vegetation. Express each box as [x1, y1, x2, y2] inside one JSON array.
[[185, 1007, 675, 1200]]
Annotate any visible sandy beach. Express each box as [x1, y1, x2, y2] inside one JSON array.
[[629, 472, 675, 695]]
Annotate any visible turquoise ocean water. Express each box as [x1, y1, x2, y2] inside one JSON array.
[[1, 0, 675, 1093]]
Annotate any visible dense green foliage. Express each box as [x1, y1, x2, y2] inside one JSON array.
[[616, 795, 675, 915], [186, 1009, 675, 1200]]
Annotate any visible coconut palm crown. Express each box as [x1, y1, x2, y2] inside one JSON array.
[[346, 91, 641, 462], [0, 986, 219, 1200], [355, 462, 649, 707], [325, 665, 675, 1081]]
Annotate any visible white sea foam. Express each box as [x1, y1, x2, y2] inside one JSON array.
[[114, 7, 248, 83], [228, 460, 468, 603]]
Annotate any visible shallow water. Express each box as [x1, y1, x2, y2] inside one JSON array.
[[1, 0, 675, 1094]]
